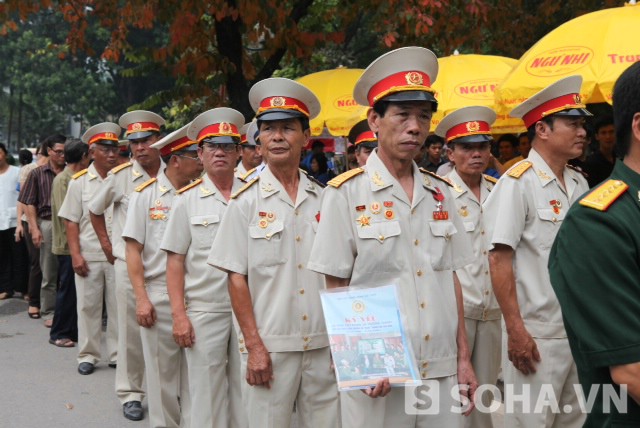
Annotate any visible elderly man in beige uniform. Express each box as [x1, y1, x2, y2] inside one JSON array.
[[59, 123, 120, 375], [436, 107, 501, 428], [235, 120, 264, 181], [208, 78, 339, 428], [485, 76, 591, 428], [88, 110, 165, 421], [308, 46, 477, 428], [123, 125, 202, 428], [161, 108, 247, 428]]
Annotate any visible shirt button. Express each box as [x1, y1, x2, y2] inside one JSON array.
[[483, 250, 487, 255], [299, 289, 305, 295], [379, 235, 385, 241], [239, 347, 245, 352], [411, 209, 416, 215], [414, 239, 419, 246], [420, 302, 426, 309], [485, 270, 489, 275], [295, 235, 301, 242], [416, 270, 423, 277], [302, 314, 308, 321], [238, 338, 244, 344], [421, 371, 427, 378], [303, 336, 309, 342], [552, 217, 558, 223], [422, 362, 429, 368], [265, 233, 272, 239], [202, 221, 209, 226], [298, 264, 303, 269], [485, 290, 490, 295], [424, 334, 431, 341], [304, 345, 310, 350], [481, 230, 485, 235], [294, 210, 299, 216]]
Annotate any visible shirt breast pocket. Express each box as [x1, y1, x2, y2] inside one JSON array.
[[428, 221, 458, 271], [190, 214, 220, 249], [463, 221, 476, 233], [249, 219, 286, 267], [535, 208, 563, 249], [356, 221, 401, 244]]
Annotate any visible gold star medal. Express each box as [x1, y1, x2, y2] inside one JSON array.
[[356, 214, 371, 228]]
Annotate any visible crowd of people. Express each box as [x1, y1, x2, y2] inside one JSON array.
[[1, 46, 640, 428]]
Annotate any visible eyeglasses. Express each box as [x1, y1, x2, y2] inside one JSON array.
[[94, 145, 119, 154], [51, 149, 65, 156], [202, 143, 238, 153], [176, 154, 201, 162]]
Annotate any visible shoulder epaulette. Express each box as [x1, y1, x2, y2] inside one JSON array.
[[135, 177, 156, 193], [483, 174, 498, 184], [231, 177, 259, 199], [240, 167, 257, 181], [72, 168, 88, 180], [328, 168, 364, 188], [566, 163, 588, 178], [176, 178, 203, 195], [579, 179, 628, 211], [419, 168, 453, 187], [299, 168, 326, 188], [507, 160, 532, 178], [111, 162, 132, 175]]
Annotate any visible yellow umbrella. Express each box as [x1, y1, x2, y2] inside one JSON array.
[[496, 2, 640, 115], [432, 54, 525, 135], [296, 68, 368, 136]]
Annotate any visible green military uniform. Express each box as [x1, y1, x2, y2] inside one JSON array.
[[549, 160, 640, 427]]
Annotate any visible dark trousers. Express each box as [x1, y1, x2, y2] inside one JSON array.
[[50, 255, 78, 342], [22, 221, 42, 308], [0, 227, 29, 296]]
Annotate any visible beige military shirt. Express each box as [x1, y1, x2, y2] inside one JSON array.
[[484, 148, 588, 338], [160, 175, 244, 313], [88, 160, 164, 260], [122, 169, 176, 286], [208, 166, 328, 354], [58, 163, 113, 262], [308, 150, 473, 379], [445, 169, 500, 321]]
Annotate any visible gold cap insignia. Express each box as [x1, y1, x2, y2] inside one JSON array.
[[105, 132, 114, 139], [132, 123, 142, 131], [405, 71, 423, 86], [574, 94, 582, 104], [270, 96, 286, 107], [220, 122, 232, 134], [466, 121, 480, 132]]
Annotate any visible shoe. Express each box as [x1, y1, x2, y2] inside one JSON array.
[[28, 308, 41, 319], [123, 401, 144, 421], [77, 362, 95, 375], [43, 319, 53, 328], [108, 363, 117, 368], [49, 338, 75, 348]]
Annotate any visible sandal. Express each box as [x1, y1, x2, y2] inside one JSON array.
[[49, 338, 75, 348], [28, 308, 41, 319]]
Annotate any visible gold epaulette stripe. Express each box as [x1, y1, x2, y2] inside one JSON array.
[[72, 168, 88, 180], [507, 161, 532, 178], [419, 168, 453, 187], [241, 167, 257, 181], [135, 177, 157, 193], [231, 177, 259, 199], [328, 168, 365, 188], [579, 179, 628, 211], [483, 174, 498, 184], [110, 161, 132, 174], [176, 178, 203, 195]]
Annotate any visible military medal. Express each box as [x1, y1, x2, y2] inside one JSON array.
[[315, 211, 320, 222], [258, 218, 269, 229], [432, 187, 449, 220], [549, 199, 561, 215], [459, 206, 468, 217], [266, 212, 276, 222], [383, 201, 393, 207], [356, 214, 371, 228], [384, 209, 395, 220], [370, 202, 381, 214], [355, 205, 366, 212]]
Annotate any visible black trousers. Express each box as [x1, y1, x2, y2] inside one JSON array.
[[0, 227, 29, 296], [50, 255, 78, 342], [22, 221, 42, 308]]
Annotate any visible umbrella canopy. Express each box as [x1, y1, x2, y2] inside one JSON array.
[[296, 68, 368, 137], [432, 54, 525, 135], [495, 2, 640, 116]]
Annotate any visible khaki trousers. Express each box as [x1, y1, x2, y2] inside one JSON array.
[[141, 287, 190, 428], [114, 259, 145, 403], [502, 334, 586, 428], [464, 318, 501, 428], [38, 219, 57, 318], [240, 347, 339, 428], [185, 311, 247, 428], [76, 261, 117, 365]]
